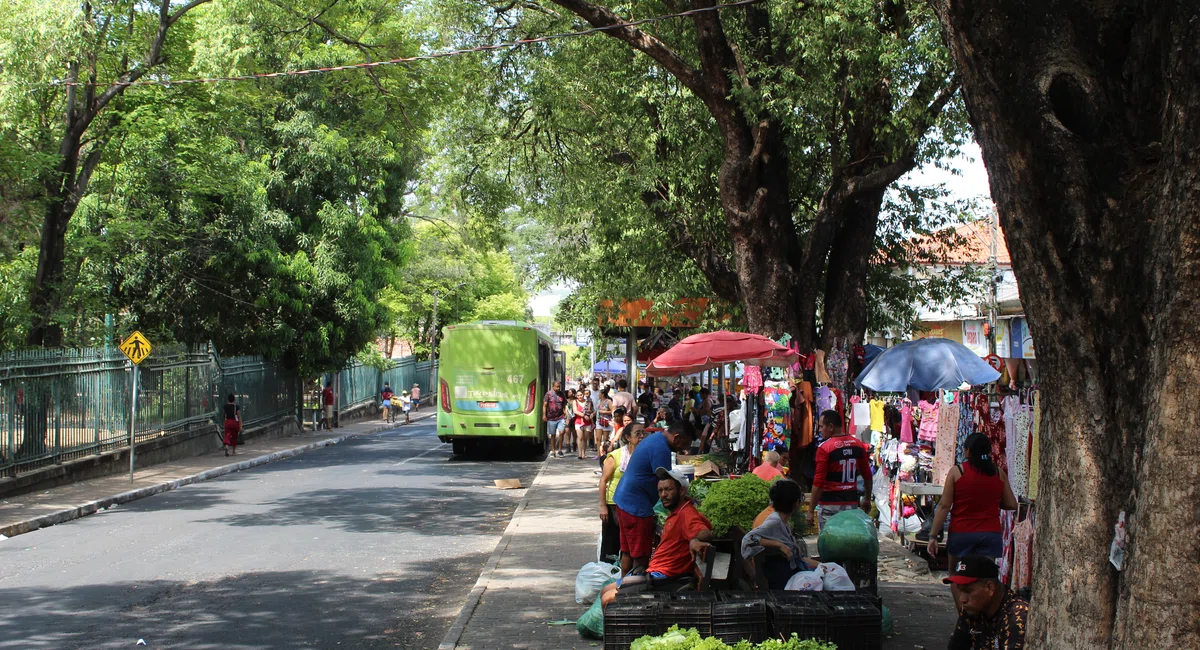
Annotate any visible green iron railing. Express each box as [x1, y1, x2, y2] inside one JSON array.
[[0, 345, 435, 480]]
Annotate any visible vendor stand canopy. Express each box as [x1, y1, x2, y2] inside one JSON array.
[[854, 337, 1000, 392], [592, 358, 627, 374], [645, 331, 798, 377]]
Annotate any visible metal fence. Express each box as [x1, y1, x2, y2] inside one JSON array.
[[0, 345, 303, 479], [337, 358, 437, 412], [0, 346, 437, 480]]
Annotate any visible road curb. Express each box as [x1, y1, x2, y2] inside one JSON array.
[[0, 417, 426, 539], [438, 455, 551, 650]]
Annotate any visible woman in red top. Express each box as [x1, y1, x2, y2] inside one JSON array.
[[928, 432, 1018, 566]]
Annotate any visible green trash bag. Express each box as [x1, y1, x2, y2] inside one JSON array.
[[817, 509, 880, 563], [576, 582, 610, 639], [882, 605, 894, 635]]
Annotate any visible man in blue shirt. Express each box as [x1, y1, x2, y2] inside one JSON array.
[[613, 420, 696, 574]]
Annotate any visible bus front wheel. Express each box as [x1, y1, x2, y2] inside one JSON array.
[[452, 440, 468, 456]]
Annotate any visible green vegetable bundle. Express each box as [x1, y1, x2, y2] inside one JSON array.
[[631, 625, 836, 650], [697, 474, 772, 537], [688, 479, 713, 505]]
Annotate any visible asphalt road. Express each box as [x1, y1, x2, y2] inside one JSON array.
[[0, 421, 545, 650]]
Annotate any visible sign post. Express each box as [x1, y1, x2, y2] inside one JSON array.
[[119, 331, 152, 483]]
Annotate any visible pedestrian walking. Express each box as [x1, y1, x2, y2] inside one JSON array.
[[563, 389, 578, 456], [381, 383, 394, 423], [400, 390, 413, 424], [222, 394, 241, 456], [612, 379, 636, 421], [543, 380, 566, 458], [411, 383, 421, 412], [321, 381, 335, 430], [596, 387, 614, 457], [575, 390, 594, 459]]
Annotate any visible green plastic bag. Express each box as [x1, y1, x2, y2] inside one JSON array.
[[882, 605, 894, 635], [576, 583, 608, 639], [817, 508, 880, 562]]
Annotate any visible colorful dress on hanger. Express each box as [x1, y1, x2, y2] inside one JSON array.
[[827, 343, 850, 388], [934, 393, 959, 485], [917, 399, 939, 441], [1010, 517, 1035, 591], [743, 366, 763, 394], [816, 386, 834, 416], [1010, 399, 1031, 498], [899, 400, 914, 443], [869, 399, 885, 433], [1028, 391, 1041, 500], [957, 398, 973, 463], [975, 394, 1008, 476]]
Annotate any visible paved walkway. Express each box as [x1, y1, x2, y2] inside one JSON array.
[[0, 412, 434, 538], [446, 456, 958, 650]]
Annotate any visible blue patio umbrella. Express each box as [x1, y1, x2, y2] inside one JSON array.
[[863, 344, 885, 367], [854, 338, 1000, 392], [592, 358, 627, 374]]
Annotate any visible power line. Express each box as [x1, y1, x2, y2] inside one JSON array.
[[49, 0, 766, 89]]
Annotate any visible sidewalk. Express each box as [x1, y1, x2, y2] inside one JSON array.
[[444, 458, 958, 650], [0, 412, 433, 538]]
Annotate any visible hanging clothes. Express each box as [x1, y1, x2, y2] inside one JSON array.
[[999, 511, 1015, 583], [1010, 400, 1031, 498], [899, 400, 915, 443], [934, 393, 959, 485], [744, 366, 764, 394], [1010, 517, 1035, 591], [869, 399, 886, 433], [814, 349, 832, 385], [975, 394, 1008, 476], [816, 386, 834, 417], [917, 399, 939, 441], [793, 382, 814, 448], [957, 397, 974, 463], [827, 342, 850, 388], [1028, 391, 1041, 500]]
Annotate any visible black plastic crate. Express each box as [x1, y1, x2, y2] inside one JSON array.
[[605, 593, 666, 650], [713, 592, 770, 644], [657, 592, 716, 636], [821, 592, 882, 650], [838, 560, 879, 595], [768, 591, 830, 642]]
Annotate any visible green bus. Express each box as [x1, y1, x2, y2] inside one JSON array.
[[436, 321, 565, 456]]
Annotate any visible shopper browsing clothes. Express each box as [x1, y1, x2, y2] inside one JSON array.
[[926, 432, 1018, 567], [945, 556, 1029, 649]]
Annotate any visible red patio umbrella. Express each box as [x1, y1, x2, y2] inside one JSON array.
[[645, 331, 798, 377]]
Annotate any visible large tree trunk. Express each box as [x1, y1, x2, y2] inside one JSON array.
[[928, 1, 1200, 647], [820, 187, 886, 349], [26, 201, 71, 347]]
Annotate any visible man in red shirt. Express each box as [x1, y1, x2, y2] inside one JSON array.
[[808, 410, 872, 531], [599, 467, 713, 607]]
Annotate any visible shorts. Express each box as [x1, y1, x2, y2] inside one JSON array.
[[946, 531, 1004, 559], [324, 405, 333, 419], [382, 400, 391, 408], [402, 403, 412, 413], [616, 507, 656, 558], [546, 418, 566, 438], [817, 504, 860, 530]]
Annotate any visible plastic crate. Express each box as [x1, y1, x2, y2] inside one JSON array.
[[657, 592, 715, 636], [713, 592, 771, 644], [605, 593, 665, 650], [768, 591, 830, 642], [838, 559, 879, 595], [821, 592, 882, 650]]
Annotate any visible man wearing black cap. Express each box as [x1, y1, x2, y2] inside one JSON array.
[[945, 555, 1030, 649]]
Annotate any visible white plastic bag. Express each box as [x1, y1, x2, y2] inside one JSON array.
[[817, 562, 856, 591], [575, 562, 621, 604], [784, 570, 824, 591]]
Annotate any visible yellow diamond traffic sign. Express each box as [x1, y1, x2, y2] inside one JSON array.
[[119, 331, 152, 365]]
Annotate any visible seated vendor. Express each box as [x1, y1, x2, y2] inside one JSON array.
[[599, 467, 713, 607], [946, 556, 1030, 650], [752, 450, 785, 481], [742, 479, 815, 589]]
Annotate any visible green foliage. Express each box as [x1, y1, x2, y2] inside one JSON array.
[[379, 222, 529, 360], [632, 626, 836, 650], [422, 0, 987, 337], [698, 475, 773, 537]]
